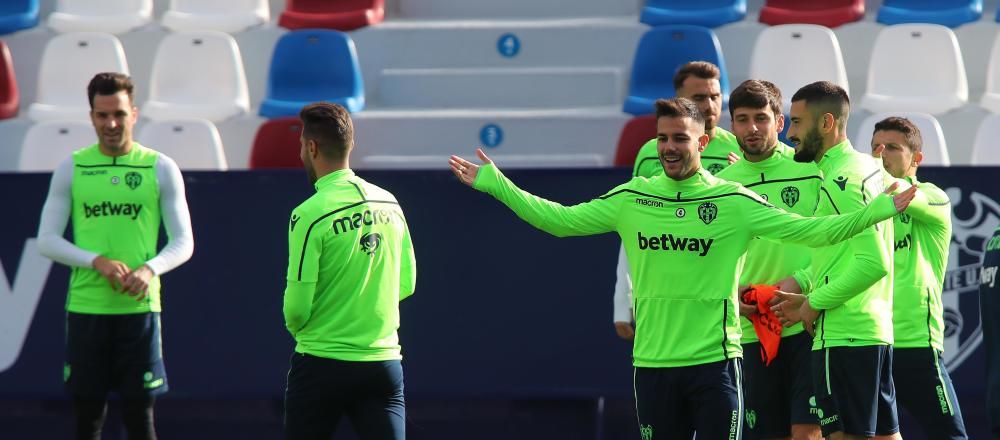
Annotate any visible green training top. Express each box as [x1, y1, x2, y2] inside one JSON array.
[[891, 176, 951, 350], [284, 169, 416, 362], [715, 143, 822, 343], [70, 144, 162, 314], [632, 127, 741, 178], [473, 164, 899, 368], [792, 140, 896, 350]]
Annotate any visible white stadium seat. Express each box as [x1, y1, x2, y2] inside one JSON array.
[[979, 33, 1000, 113], [749, 24, 848, 109], [143, 31, 250, 123], [860, 24, 967, 115], [854, 112, 951, 166], [19, 120, 96, 172], [47, 0, 152, 34], [162, 0, 270, 34], [138, 119, 228, 171], [28, 32, 129, 122], [971, 113, 1000, 166]]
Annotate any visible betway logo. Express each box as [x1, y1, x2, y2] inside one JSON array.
[[894, 233, 912, 252], [84, 202, 143, 220], [637, 232, 714, 256], [331, 208, 401, 235], [0, 239, 53, 373]]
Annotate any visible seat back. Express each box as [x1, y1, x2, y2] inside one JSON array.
[[19, 120, 96, 172], [29, 32, 129, 121], [877, 0, 982, 27], [138, 119, 228, 170], [613, 115, 656, 167], [0, 0, 39, 35], [162, 0, 269, 33], [261, 30, 364, 116], [749, 24, 848, 109], [971, 113, 1000, 165], [249, 117, 304, 169], [854, 112, 951, 166], [0, 40, 19, 120]]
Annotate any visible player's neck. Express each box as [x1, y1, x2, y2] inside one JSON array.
[[743, 143, 777, 163], [98, 141, 133, 157], [707, 126, 717, 140], [313, 159, 350, 181], [815, 134, 848, 163]]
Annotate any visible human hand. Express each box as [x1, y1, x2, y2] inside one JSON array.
[[771, 290, 806, 327], [92, 256, 129, 291], [449, 148, 493, 186], [614, 322, 635, 340], [727, 152, 740, 165], [122, 265, 154, 301]]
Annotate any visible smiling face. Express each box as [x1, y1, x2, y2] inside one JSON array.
[[731, 105, 783, 161], [90, 91, 137, 156], [656, 115, 709, 180]]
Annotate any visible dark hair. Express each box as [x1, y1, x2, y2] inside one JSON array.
[[790, 81, 850, 128], [729, 79, 782, 117], [299, 102, 355, 161], [673, 61, 721, 92], [87, 72, 134, 109], [655, 97, 705, 126], [873, 116, 923, 154]]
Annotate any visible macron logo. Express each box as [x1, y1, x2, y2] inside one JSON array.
[[83, 202, 143, 220], [637, 232, 714, 256]]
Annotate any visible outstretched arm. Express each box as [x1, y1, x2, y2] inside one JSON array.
[[450, 149, 622, 237]]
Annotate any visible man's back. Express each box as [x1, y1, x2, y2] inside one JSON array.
[[285, 170, 416, 361]]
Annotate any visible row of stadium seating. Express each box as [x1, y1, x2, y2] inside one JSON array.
[[3, 1, 1000, 35], [0, 0, 384, 35]]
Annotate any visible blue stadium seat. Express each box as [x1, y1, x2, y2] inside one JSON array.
[[623, 26, 728, 116], [877, 0, 982, 28], [640, 0, 746, 28], [0, 0, 39, 35], [260, 29, 365, 118]]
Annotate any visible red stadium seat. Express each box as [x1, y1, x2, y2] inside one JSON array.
[[249, 117, 303, 169], [278, 0, 384, 32], [0, 40, 18, 120], [613, 115, 656, 167], [759, 0, 864, 28]]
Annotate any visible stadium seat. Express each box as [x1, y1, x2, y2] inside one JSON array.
[[48, 0, 152, 34], [249, 117, 303, 169], [640, 0, 746, 28], [623, 26, 729, 116], [143, 31, 250, 123], [860, 24, 967, 115], [0, 40, 18, 120], [259, 30, 365, 118], [877, 0, 982, 28], [138, 119, 228, 171], [854, 112, 951, 166], [0, 0, 39, 35], [613, 115, 656, 167], [980, 33, 1000, 113], [749, 25, 848, 109], [162, 0, 269, 33], [759, 0, 864, 27], [18, 120, 96, 172], [28, 32, 129, 122], [971, 113, 1000, 165], [278, 0, 385, 32]]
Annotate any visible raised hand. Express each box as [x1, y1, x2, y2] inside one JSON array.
[[883, 181, 917, 212], [449, 148, 493, 187]]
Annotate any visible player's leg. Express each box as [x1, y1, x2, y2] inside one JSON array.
[[66, 312, 113, 440], [346, 360, 405, 440], [284, 353, 344, 439], [884, 347, 967, 439], [743, 340, 791, 440], [812, 346, 883, 440], [785, 333, 821, 440], [689, 358, 743, 439], [114, 313, 168, 440], [634, 366, 693, 439]]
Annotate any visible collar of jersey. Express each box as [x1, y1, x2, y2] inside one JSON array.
[[657, 167, 713, 191], [314, 168, 355, 190], [816, 139, 854, 174]]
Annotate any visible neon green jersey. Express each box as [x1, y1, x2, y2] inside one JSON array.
[[284, 170, 416, 362], [715, 144, 822, 343], [632, 127, 741, 178], [473, 163, 899, 368], [797, 140, 896, 350], [891, 176, 951, 350], [70, 144, 162, 314]]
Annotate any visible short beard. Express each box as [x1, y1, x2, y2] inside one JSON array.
[[792, 127, 823, 163]]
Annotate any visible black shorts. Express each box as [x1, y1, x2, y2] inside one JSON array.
[[893, 347, 968, 439], [64, 312, 168, 398], [811, 345, 898, 437], [284, 353, 405, 440], [634, 358, 743, 439], [742, 331, 815, 439]]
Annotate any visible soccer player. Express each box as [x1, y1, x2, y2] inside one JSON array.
[[36, 72, 194, 440], [982, 225, 1000, 437], [283, 102, 416, 440], [613, 60, 741, 338], [450, 97, 915, 439], [715, 80, 822, 440], [772, 82, 900, 440], [867, 117, 967, 440]]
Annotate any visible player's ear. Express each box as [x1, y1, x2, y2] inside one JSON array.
[[698, 133, 709, 152], [913, 150, 924, 166], [775, 113, 785, 134]]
